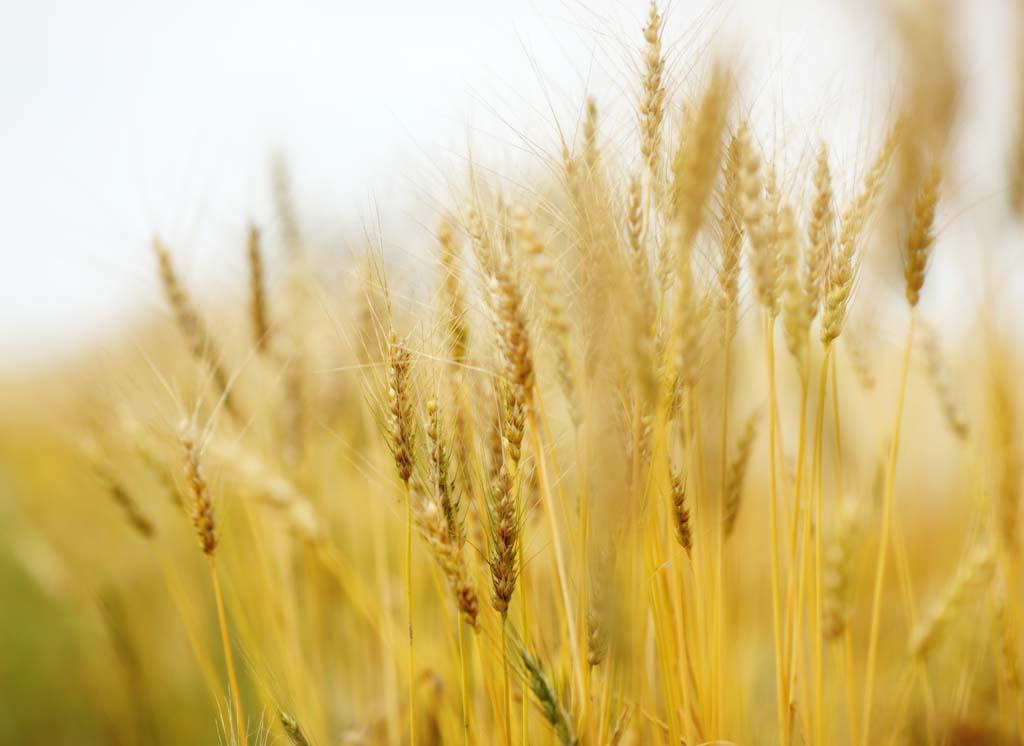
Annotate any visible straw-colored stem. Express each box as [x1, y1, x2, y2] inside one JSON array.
[[786, 357, 822, 744], [684, 385, 713, 732], [843, 629, 859, 746], [502, 615, 512, 746], [787, 375, 810, 581], [596, 661, 612, 744], [519, 540, 529, 746], [458, 619, 470, 746], [526, 405, 582, 695], [813, 352, 828, 746], [783, 367, 812, 718], [471, 627, 502, 738], [861, 312, 916, 746], [404, 480, 417, 746], [830, 353, 844, 507], [210, 557, 246, 746], [764, 310, 789, 746], [159, 554, 222, 703], [716, 334, 732, 734], [575, 421, 591, 730]]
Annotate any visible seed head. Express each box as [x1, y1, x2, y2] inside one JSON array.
[[180, 428, 217, 556], [904, 159, 942, 307], [386, 330, 416, 484]]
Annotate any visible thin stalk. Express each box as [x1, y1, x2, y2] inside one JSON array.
[[813, 348, 832, 746], [830, 353, 844, 505], [764, 310, 789, 746], [685, 386, 712, 731], [404, 480, 417, 746], [783, 364, 813, 728], [787, 377, 811, 572], [576, 421, 591, 733], [458, 620, 470, 746], [472, 627, 503, 735], [520, 539, 529, 746], [717, 326, 732, 735], [861, 312, 916, 746], [534, 394, 577, 554], [843, 630, 859, 746], [526, 405, 583, 695], [160, 555, 222, 703], [351, 508, 398, 744], [596, 661, 612, 744], [502, 615, 513, 746], [651, 550, 687, 746], [786, 347, 828, 744], [210, 557, 246, 746]]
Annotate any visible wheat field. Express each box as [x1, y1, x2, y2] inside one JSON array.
[[1, 2, 1023, 744]]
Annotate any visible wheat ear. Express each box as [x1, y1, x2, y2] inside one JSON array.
[[246, 224, 271, 353], [153, 238, 239, 419], [180, 427, 246, 746]]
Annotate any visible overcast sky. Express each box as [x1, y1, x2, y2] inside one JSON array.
[[1, 0, 1018, 371]]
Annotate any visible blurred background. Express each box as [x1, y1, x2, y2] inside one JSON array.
[[2, 0, 1021, 374]]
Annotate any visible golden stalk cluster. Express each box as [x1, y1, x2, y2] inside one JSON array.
[[8, 3, 1024, 746]]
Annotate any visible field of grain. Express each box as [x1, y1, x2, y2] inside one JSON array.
[[1, 2, 1023, 744]]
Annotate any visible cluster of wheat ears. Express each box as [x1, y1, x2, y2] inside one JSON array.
[[11, 2, 1024, 745]]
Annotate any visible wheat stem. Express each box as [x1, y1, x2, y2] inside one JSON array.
[[861, 312, 916, 746], [458, 618, 470, 746], [764, 310, 789, 746], [502, 615, 512, 746], [520, 536, 530, 746], [813, 351, 828, 746], [159, 554, 222, 703], [526, 405, 583, 696], [404, 480, 417, 746], [715, 334, 731, 735], [210, 557, 246, 746], [843, 629, 859, 746]]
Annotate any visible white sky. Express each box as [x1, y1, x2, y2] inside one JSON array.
[[1, 0, 1018, 371]]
